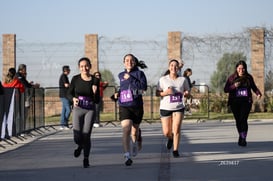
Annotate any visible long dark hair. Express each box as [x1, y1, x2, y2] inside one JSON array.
[[233, 60, 250, 87], [123, 54, 148, 69], [183, 68, 192, 77], [5, 68, 16, 83], [234, 60, 248, 75]]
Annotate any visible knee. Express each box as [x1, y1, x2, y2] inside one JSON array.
[[163, 131, 171, 138], [122, 126, 131, 135]]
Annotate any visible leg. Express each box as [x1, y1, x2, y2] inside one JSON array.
[[121, 119, 133, 166], [238, 101, 251, 147], [238, 101, 251, 135], [161, 116, 173, 138], [131, 123, 140, 156], [231, 101, 251, 146], [131, 123, 139, 143], [172, 111, 183, 157], [131, 106, 144, 153], [63, 98, 71, 127], [94, 98, 103, 127], [94, 103, 100, 124], [230, 101, 241, 133], [72, 107, 84, 157], [161, 116, 173, 150], [82, 109, 95, 168], [121, 119, 132, 153], [82, 110, 95, 156], [60, 98, 66, 126]]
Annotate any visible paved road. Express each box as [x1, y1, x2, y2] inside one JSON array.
[[0, 120, 273, 181]]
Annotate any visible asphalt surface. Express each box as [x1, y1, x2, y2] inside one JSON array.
[[0, 119, 273, 181]]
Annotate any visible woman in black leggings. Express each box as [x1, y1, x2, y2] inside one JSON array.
[[67, 57, 100, 168], [224, 60, 262, 147]]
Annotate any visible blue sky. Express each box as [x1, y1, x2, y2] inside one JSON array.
[[1, 0, 273, 42]]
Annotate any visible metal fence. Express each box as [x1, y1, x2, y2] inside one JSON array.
[[0, 87, 44, 139], [0, 85, 212, 137], [43, 84, 211, 126]]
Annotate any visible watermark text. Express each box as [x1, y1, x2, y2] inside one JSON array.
[[218, 160, 240, 166]]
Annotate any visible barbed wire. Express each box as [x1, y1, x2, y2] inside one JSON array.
[[0, 29, 273, 88]]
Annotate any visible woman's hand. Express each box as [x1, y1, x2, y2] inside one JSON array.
[[114, 93, 119, 99], [234, 82, 240, 88], [73, 97, 79, 107], [166, 87, 174, 95], [184, 90, 189, 97], [123, 73, 130, 80]]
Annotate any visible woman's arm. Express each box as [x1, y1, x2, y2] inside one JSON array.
[[224, 75, 237, 93], [249, 75, 262, 97]]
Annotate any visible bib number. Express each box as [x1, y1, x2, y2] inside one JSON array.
[[78, 96, 93, 110], [120, 90, 133, 103], [236, 88, 248, 97], [170, 92, 182, 103]]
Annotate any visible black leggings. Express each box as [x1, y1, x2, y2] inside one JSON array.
[[72, 107, 95, 158], [230, 100, 252, 134]]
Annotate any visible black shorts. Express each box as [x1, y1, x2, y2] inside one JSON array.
[[119, 106, 144, 124], [160, 108, 185, 117]]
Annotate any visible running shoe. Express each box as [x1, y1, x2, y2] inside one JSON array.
[[173, 150, 180, 158], [238, 137, 247, 147], [83, 158, 90, 168], [124, 153, 133, 166], [74, 146, 82, 158], [93, 123, 102, 128]]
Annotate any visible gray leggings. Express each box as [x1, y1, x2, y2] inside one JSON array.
[[72, 106, 95, 158]]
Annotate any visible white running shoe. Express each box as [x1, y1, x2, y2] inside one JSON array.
[[93, 123, 102, 128]]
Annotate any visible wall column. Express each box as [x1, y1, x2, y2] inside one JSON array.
[[250, 28, 265, 112], [2, 34, 16, 82], [167, 31, 182, 62], [85, 34, 98, 74]]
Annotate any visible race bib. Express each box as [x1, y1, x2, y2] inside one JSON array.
[[236, 88, 248, 97], [170, 92, 182, 103], [120, 89, 133, 103], [78, 96, 94, 110]]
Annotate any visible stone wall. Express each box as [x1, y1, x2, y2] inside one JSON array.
[[43, 95, 160, 117], [251, 28, 265, 111], [2, 34, 16, 82]]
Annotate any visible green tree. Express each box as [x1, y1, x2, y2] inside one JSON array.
[[210, 52, 246, 94], [265, 70, 273, 92], [100, 69, 117, 86]]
